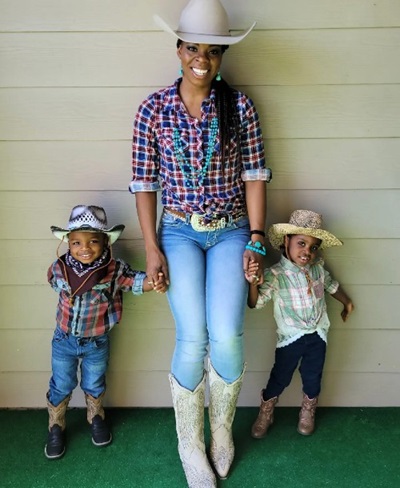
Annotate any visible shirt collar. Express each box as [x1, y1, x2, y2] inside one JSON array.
[[167, 79, 216, 118], [279, 254, 322, 273]]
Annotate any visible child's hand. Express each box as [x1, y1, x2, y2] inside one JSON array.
[[244, 259, 260, 286], [341, 301, 354, 322], [152, 272, 168, 293]]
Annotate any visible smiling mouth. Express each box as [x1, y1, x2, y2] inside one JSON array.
[[192, 68, 209, 76]]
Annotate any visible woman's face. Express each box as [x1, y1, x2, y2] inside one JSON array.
[[177, 42, 223, 85]]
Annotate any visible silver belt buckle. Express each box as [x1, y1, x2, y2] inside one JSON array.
[[190, 214, 226, 232]]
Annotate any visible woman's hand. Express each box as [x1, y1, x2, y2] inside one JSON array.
[[243, 250, 264, 285], [146, 246, 170, 289]]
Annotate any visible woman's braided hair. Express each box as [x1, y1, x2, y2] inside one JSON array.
[[176, 41, 241, 164]]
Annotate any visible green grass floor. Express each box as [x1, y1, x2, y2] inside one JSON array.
[[1, 407, 399, 487]]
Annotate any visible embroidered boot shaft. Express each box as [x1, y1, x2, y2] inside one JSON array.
[[297, 393, 318, 435], [208, 362, 245, 479], [169, 373, 216, 488], [45, 394, 71, 460], [85, 392, 112, 446], [251, 392, 278, 439]]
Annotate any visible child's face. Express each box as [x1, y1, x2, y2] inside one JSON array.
[[68, 231, 107, 264], [285, 234, 321, 267]]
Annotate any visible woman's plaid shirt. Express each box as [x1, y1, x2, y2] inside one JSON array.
[[130, 80, 271, 216]]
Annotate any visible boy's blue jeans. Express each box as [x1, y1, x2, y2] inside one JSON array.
[[48, 327, 109, 407], [265, 332, 327, 400], [159, 211, 250, 391]]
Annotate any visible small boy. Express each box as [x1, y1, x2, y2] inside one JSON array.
[[246, 209, 354, 438], [45, 205, 166, 459]]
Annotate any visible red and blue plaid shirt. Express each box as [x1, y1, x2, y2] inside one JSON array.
[[48, 257, 146, 338], [130, 80, 271, 216]]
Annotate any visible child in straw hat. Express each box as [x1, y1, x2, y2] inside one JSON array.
[[44, 205, 166, 460], [245, 209, 354, 438]]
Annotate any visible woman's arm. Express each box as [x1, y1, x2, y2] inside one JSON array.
[[135, 192, 169, 285], [244, 180, 267, 283]]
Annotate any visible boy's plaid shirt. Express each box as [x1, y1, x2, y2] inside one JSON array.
[[48, 257, 146, 338]]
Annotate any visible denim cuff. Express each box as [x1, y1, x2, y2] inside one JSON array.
[[132, 271, 147, 295], [129, 180, 161, 194], [242, 168, 272, 182]]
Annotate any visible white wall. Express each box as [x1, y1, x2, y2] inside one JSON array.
[[1, 0, 399, 407]]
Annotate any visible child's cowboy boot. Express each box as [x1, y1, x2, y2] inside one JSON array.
[[44, 393, 71, 459], [85, 392, 112, 446], [169, 373, 216, 488], [251, 392, 278, 439], [297, 393, 318, 435], [208, 362, 245, 479]]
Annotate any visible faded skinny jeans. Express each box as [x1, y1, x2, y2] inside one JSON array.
[[48, 327, 109, 406], [158, 211, 250, 391]]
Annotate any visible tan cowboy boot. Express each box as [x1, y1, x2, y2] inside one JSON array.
[[297, 393, 318, 435], [169, 373, 216, 488], [208, 362, 245, 479], [85, 392, 112, 446], [45, 393, 71, 459], [251, 392, 278, 439]]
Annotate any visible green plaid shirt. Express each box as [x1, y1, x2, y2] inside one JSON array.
[[255, 256, 339, 347]]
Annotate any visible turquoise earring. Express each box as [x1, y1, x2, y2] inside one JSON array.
[[216, 72, 221, 81], [179, 67, 183, 76]]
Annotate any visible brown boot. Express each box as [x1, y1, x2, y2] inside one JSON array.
[[251, 392, 278, 439], [85, 392, 112, 447], [44, 394, 71, 459], [297, 393, 318, 435]]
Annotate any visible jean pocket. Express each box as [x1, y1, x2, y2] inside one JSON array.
[[231, 216, 250, 231], [160, 211, 186, 229], [93, 334, 109, 349], [53, 327, 68, 343]]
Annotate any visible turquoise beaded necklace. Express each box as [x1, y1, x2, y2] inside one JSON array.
[[172, 117, 219, 189]]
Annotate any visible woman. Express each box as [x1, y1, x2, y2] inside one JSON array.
[[129, 0, 271, 486]]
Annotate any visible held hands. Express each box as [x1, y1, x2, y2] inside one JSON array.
[[244, 259, 261, 286], [145, 247, 170, 293], [146, 272, 168, 293]]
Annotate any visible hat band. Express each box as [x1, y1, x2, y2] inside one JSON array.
[[178, 29, 231, 38]]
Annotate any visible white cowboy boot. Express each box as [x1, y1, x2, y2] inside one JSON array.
[[169, 373, 216, 488], [208, 362, 245, 479]]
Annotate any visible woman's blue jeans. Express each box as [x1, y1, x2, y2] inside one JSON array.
[[158, 211, 250, 391], [48, 327, 109, 406]]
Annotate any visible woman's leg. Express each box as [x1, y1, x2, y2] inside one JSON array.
[[206, 222, 249, 382], [159, 216, 209, 391]]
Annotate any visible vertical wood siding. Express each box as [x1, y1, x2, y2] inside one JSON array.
[[1, 0, 399, 407]]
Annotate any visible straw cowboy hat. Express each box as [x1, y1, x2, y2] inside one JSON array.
[[154, 0, 256, 45], [268, 210, 343, 251], [51, 205, 125, 245]]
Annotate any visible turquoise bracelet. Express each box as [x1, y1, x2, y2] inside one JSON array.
[[245, 240, 266, 256]]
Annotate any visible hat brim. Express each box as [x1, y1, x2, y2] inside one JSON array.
[[50, 224, 125, 245], [154, 15, 256, 45], [268, 224, 343, 251]]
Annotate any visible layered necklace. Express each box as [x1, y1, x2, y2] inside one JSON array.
[[172, 116, 219, 189]]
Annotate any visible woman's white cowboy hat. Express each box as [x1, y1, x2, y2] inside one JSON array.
[[154, 0, 256, 45], [51, 205, 125, 245], [268, 210, 343, 251]]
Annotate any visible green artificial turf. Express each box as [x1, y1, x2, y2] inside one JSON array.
[[1, 407, 399, 487]]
